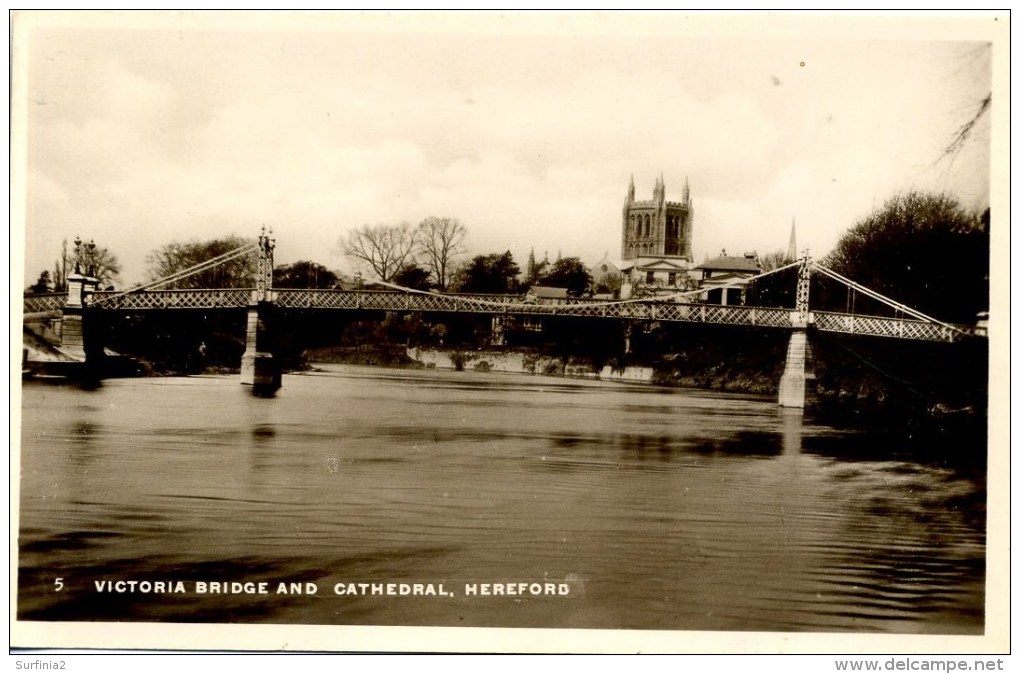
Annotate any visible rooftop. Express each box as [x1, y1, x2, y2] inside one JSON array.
[[695, 254, 761, 273], [527, 286, 570, 299]]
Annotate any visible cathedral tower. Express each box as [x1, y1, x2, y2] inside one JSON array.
[[621, 174, 693, 262]]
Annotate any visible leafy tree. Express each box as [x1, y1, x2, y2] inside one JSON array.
[[146, 235, 256, 289], [339, 223, 417, 282], [416, 217, 467, 290], [273, 260, 338, 289], [392, 263, 434, 291], [541, 256, 593, 296], [452, 251, 521, 294], [27, 270, 54, 294], [821, 191, 988, 323]]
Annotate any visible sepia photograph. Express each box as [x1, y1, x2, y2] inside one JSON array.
[[10, 10, 1008, 655]]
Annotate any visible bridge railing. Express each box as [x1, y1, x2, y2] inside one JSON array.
[[272, 289, 801, 327], [23, 292, 69, 314], [87, 288, 253, 310], [60, 288, 979, 342], [813, 311, 974, 342]]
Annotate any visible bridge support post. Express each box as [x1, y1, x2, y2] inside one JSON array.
[[778, 329, 814, 410], [240, 228, 280, 395], [240, 300, 281, 394], [779, 255, 815, 412]]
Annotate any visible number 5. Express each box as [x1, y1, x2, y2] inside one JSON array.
[[54, 578, 64, 592]]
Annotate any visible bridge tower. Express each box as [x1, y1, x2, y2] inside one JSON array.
[[240, 228, 281, 394], [778, 254, 815, 411]]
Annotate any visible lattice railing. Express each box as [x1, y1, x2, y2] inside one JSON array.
[[814, 311, 972, 342], [87, 289, 253, 310], [56, 287, 970, 342], [23, 293, 68, 314], [273, 290, 797, 327]]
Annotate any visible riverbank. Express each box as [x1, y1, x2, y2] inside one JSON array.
[[313, 342, 987, 442]]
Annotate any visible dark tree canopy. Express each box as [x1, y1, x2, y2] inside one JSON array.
[[821, 192, 988, 323], [452, 251, 521, 294], [541, 256, 593, 296], [146, 236, 256, 289], [27, 270, 54, 294], [392, 263, 434, 291], [273, 260, 338, 289]]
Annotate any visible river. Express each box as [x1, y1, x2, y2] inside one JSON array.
[[16, 365, 986, 633]]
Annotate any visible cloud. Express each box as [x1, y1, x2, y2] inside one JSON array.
[[19, 23, 994, 288]]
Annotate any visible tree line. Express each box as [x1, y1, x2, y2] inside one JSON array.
[[26, 191, 990, 325]]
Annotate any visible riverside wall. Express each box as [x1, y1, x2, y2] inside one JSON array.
[[406, 347, 655, 383]]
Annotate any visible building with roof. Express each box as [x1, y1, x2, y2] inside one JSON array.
[[694, 251, 761, 305], [526, 285, 570, 300]]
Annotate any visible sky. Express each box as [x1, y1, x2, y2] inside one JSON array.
[[14, 12, 1000, 288]]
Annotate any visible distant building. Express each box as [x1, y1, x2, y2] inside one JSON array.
[[526, 285, 570, 301], [694, 252, 761, 305], [620, 174, 695, 293], [590, 254, 623, 297]]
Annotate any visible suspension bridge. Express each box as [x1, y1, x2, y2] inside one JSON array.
[[23, 229, 985, 409]]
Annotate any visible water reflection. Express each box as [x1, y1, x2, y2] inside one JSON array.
[[17, 367, 985, 633], [780, 411, 803, 456]]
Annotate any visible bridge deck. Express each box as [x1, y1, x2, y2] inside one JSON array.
[[24, 289, 976, 343]]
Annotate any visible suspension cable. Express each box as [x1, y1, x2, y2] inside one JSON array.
[[367, 258, 806, 310], [810, 262, 967, 334], [95, 242, 259, 302]]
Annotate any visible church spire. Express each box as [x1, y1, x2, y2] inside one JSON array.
[[683, 176, 691, 205], [787, 218, 798, 262]]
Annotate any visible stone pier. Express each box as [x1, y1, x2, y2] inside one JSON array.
[[61, 272, 100, 365], [240, 227, 279, 395], [239, 299, 281, 394], [778, 329, 814, 410]]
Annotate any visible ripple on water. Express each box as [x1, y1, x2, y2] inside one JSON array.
[[17, 368, 985, 632]]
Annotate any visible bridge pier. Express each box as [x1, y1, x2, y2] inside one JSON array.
[[61, 273, 104, 381], [61, 273, 99, 358], [778, 328, 814, 411], [240, 300, 281, 395]]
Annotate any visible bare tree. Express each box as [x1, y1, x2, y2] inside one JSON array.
[[416, 217, 467, 290], [757, 250, 793, 272], [339, 223, 418, 282], [80, 245, 122, 288], [146, 236, 255, 289], [56, 238, 121, 288]]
